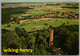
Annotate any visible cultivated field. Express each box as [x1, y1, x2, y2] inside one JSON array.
[[1, 2, 79, 31], [2, 18, 79, 31]]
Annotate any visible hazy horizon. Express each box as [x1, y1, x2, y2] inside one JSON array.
[[2, 0, 79, 3]]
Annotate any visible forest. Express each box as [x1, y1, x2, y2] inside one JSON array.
[[2, 7, 33, 24], [2, 25, 79, 55]]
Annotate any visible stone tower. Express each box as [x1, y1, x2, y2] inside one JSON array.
[[49, 29, 54, 47]]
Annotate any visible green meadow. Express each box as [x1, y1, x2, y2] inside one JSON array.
[[2, 18, 79, 31], [2, 3, 79, 31]]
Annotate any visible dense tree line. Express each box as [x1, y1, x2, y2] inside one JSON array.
[[2, 7, 32, 24], [2, 25, 79, 55]]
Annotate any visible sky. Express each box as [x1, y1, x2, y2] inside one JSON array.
[[2, 0, 79, 2]]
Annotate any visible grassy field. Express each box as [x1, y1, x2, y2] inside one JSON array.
[[2, 3, 79, 31], [2, 18, 79, 31], [11, 5, 79, 18]]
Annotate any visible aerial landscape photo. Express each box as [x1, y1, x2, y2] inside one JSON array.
[[1, 0, 79, 55]]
